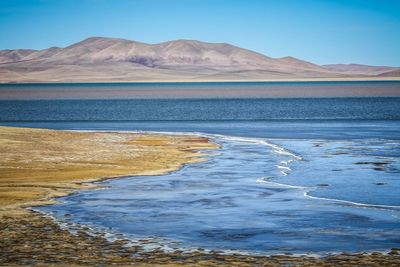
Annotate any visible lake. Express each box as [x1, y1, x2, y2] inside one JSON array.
[[1, 81, 400, 255]]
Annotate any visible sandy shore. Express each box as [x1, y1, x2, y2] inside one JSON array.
[[0, 126, 399, 266], [0, 126, 218, 216]]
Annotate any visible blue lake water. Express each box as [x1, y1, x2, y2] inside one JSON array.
[[1, 98, 400, 121], [1, 95, 400, 254]]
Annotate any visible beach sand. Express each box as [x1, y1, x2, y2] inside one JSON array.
[[0, 126, 399, 266]]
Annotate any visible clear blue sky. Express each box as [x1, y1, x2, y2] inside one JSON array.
[[1, 0, 399, 66]]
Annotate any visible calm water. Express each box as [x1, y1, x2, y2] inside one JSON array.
[[1, 98, 400, 121], [1, 81, 400, 99], [1, 86, 400, 254]]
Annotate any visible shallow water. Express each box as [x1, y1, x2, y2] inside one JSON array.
[[37, 132, 400, 254]]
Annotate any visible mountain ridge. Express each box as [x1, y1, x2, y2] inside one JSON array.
[[0, 37, 399, 82]]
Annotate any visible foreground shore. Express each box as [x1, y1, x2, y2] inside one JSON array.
[[1, 212, 398, 267], [0, 126, 399, 266]]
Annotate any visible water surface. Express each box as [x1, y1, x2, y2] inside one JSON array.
[[1, 81, 399, 99], [1, 90, 400, 254], [36, 131, 400, 254]]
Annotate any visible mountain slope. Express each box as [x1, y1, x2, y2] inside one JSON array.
[[322, 64, 398, 76], [0, 49, 37, 64], [377, 69, 400, 77], [0, 37, 398, 82]]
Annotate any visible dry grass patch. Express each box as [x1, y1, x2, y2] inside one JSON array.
[[0, 126, 218, 215]]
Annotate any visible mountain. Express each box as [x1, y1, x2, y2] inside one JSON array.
[[0, 37, 399, 82], [322, 64, 399, 76], [377, 69, 400, 77], [0, 49, 36, 64]]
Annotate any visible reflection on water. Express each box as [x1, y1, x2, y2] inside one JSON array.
[[38, 133, 400, 254]]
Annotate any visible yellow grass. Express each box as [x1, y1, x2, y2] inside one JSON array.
[[0, 126, 218, 215]]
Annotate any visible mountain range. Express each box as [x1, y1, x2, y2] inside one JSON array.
[[0, 37, 399, 82]]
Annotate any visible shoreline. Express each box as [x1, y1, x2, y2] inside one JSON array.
[[1, 126, 399, 266], [31, 206, 399, 259], [1, 77, 400, 84], [2, 210, 399, 266]]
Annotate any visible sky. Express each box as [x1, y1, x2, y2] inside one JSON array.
[[0, 0, 399, 66]]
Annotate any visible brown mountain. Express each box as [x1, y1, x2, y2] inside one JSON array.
[[0, 49, 36, 64], [0, 37, 398, 82], [322, 64, 399, 76], [377, 69, 400, 77]]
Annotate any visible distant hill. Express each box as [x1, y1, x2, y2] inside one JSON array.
[[322, 64, 399, 76], [377, 69, 400, 77], [0, 37, 399, 82]]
